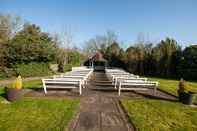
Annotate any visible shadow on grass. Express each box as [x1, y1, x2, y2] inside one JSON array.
[[129, 90, 179, 102], [25, 87, 79, 98], [28, 87, 73, 92], [0, 93, 6, 99]]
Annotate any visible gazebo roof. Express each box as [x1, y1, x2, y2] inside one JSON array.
[[91, 52, 106, 62]]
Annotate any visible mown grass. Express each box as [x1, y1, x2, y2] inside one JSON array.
[[0, 79, 79, 131], [0, 79, 43, 100], [0, 79, 42, 93], [0, 97, 79, 131], [23, 79, 43, 89], [122, 99, 197, 131], [148, 77, 197, 103]]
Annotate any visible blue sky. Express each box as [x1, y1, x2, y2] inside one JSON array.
[[0, 0, 197, 48]]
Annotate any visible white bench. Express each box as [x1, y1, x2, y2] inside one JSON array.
[[53, 75, 87, 88], [114, 77, 147, 89], [118, 80, 159, 96], [111, 74, 139, 84], [42, 78, 83, 95], [43, 69, 93, 95]]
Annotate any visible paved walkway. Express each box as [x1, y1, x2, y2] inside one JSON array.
[[68, 72, 134, 131]]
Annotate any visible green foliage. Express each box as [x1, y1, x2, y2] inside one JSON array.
[[16, 62, 53, 77], [122, 99, 197, 131], [64, 64, 72, 72], [23, 80, 42, 89], [0, 15, 59, 79], [56, 48, 66, 73], [0, 67, 16, 79], [0, 97, 79, 131], [177, 45, 197, 80], [67, 50, 84, 65], [0, 80, 42, 95], [178, 79, 187, 94], [7, 24, 56, 65], [152, 38, 180, 77], [105, 42, 125, 68], [64, 62, 81, 72], [0, 14, 18, 67], [56, 49, 83, 73]]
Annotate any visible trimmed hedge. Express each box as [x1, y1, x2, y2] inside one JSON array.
[[16, 62, 53, 77]]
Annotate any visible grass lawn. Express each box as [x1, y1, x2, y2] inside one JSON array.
[[148, 77, 197, 103], [0, 79, 79, 131], [0, 79, 43, 101], [0, 79, 42, 93], [0, 97, 79, 131], [23, 79, 42, 89], [122, 99, 197, 131]]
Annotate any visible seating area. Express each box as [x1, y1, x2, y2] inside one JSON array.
[[42, 67, 159, 96], [42, 67, 93, 95], [106, 68, 159, 96]]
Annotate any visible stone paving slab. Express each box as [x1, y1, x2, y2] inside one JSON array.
[[74, 112, 100, 131]]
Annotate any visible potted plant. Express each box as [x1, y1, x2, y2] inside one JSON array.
[[6, 74, 22, 102], [178, 78, 196, 105]]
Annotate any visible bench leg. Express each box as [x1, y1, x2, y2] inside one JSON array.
[[82, 81, 85, 88], [114, 79, 117, 89], [153, 87, 157, 96], [44, 87, 47, 94], [79, 82, 82, 95], [118, 83, 121, 96], [42, 80, 47, 94], [85, 80, 88, 87]]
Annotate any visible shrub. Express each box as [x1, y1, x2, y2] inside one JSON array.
[[178, 79, 187, 95], [16, 62, 53, 77], [0, 67, 16, 79], [63, 63, 81, 72], [64, 64, 72, 72]]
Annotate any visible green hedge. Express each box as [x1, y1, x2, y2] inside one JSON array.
[[0, 68, 16, 79], [64, 63, 81, 72], [16, 62, 53, 77], [64, 64, 72, 72]]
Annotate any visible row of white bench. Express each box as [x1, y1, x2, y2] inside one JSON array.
[[42, 68, 93, 95], [106, 69, 159, 96]]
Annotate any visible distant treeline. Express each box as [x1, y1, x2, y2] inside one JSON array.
[[84, 32, 197, 81], [0, 14, 83, 77], [1, 14, 197, 80]]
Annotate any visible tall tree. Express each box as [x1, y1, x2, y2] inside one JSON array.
[[8, 23, 56, 65], [0, 14, 23, 67], [83, 31, 117, 57], [177, 45, 197, 80], [152, 38, 180, 76]]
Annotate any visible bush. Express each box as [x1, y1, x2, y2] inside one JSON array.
[[63, 63, 82, 72], [16, 62, 53, 77], [64, 64, 72, 72], [0, 67, 16, 79]]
